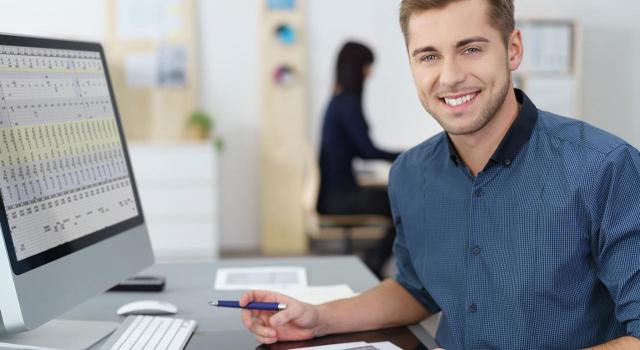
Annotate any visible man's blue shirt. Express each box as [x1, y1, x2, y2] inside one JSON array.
[[391, 90, 640, 349]]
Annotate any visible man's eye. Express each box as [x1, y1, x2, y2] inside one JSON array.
[[421, 54, 438, 62], [464, 47, 481, 54]]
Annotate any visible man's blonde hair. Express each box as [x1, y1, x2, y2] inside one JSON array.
[[399, 0, 515, 46]]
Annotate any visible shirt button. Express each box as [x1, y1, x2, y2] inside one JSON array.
[[469, 303, 478, 313], [472, 246, 481, 256], [473, 189, 484, 197], [505, 159, 512, 166]]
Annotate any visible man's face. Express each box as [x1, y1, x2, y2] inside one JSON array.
[[406, 0, 520, 136]]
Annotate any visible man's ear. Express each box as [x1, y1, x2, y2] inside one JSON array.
[[507, 29, 523, 71]]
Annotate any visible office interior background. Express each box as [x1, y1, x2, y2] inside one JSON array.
[[2, 0, 638, 261]]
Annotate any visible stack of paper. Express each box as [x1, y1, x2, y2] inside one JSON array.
[[214, 266, 308, 290], [214, 266, 357, 304]]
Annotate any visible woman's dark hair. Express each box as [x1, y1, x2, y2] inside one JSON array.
[[335, 41, 374, 95]]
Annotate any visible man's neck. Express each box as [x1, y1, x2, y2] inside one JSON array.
[[449, 88, 520, 177]]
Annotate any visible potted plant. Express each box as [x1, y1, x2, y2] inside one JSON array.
[[186, 110, 224, 150]]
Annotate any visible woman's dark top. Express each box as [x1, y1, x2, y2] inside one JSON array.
[[317, 92, 399, 213]]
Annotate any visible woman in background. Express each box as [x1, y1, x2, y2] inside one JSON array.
[[317, 41, 400, 278]]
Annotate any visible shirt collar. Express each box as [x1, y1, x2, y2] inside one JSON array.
[[447, 88, 539, 167]]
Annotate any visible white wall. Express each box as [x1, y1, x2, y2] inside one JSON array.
[[0, 1, 639, 253], [0, 0, 103, 40], [198, 0, 261, 251]]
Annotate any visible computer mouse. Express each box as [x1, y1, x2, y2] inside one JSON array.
[[116, 300, 178, 316]]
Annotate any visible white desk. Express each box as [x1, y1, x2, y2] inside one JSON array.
[[62, 256, 437, 349]]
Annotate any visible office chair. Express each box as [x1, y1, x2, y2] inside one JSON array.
[[302, 144, 391, 254]]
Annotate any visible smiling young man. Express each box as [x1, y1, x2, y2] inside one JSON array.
[[240, 0, 640, 348]]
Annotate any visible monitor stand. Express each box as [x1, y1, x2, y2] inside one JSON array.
[[0, 319, 118, 350]]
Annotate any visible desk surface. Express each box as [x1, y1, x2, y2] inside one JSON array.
[[63, 256, 436, 349]]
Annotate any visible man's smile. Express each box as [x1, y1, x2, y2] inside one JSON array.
[[438, 90, 480, 112]]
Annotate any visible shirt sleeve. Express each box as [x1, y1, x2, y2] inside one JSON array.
[[389, 162, 441, 314], [338, 96, 400, 161], [589, 144, 640, 339]]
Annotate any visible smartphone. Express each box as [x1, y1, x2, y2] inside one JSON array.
[[108, 275, 166, 292]]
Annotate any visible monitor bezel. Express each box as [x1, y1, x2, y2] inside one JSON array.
[[0, 33, 145, 275]]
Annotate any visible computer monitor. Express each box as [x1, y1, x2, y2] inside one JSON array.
[[0, 33, 154, 340]]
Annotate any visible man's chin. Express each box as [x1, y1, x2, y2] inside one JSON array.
[[432, 113, 480, 135], [427, 106, 490, 136], [446, 128, 481, 136], [442, 121, 486, 136]]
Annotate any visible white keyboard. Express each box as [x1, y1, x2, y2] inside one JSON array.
[[101, 315, 197, 350]]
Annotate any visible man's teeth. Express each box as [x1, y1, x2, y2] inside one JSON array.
[[444, 93, 476, 107]]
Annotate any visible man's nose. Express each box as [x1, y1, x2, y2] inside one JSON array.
[[439, 57, 466, 89]]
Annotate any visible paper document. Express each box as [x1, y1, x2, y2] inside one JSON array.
[[352, 159, 391, 186], [292, 341, 402, 350], [214, 266, 307, 290], [124, 54, 157, 87], [117, 0, 182, 40], [517, 21, 572, 73], [269, 284, 357, 305]]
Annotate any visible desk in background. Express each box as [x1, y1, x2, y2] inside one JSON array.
[[63, 256, 436, 349], [353, 159, 392, 188]]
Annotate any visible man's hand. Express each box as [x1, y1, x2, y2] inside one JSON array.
[[240, 280, 430, 344], [240, 290, 319, 344]]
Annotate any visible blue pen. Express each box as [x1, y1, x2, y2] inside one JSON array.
[[209, 300, 287, 311]]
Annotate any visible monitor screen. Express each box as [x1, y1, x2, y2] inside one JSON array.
[[0, 36, 144, 275]]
